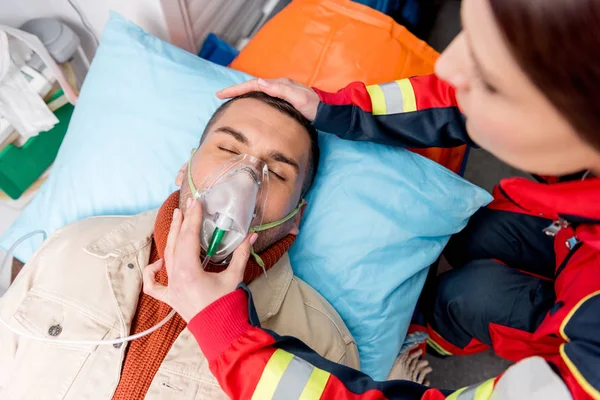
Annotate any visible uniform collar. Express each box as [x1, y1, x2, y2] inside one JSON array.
[[499, 177, 600, 223]]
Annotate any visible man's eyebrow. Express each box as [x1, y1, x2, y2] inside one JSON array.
[[214, 126, 249, 145], [269, 150, 300, 174]]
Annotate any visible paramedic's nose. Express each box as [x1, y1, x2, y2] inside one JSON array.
[[435, 32, 471, 92]]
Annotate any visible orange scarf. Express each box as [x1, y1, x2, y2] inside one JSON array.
[[112, 191, 295, 399]]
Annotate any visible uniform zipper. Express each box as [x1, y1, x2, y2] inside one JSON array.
[[555, 241, 582, 278]]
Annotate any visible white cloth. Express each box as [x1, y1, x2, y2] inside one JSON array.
[[0, 25, 78, 140], [0, 30, 58, 138]]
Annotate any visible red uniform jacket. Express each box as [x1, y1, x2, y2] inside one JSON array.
[[189, 75, 600, 400]]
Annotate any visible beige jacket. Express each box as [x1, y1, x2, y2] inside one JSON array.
[[0, 210, 359, 399]]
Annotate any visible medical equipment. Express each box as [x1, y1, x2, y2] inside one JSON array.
[[0, 229, 46, 279], [21, 19, 83, 68], [187, 149, 306, 269], [189, 151, 269, 264]]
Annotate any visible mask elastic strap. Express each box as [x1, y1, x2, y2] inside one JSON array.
[[187, 148, 198, 194], [249, 199, 306, 233], [248, 199, 307, 276], [250, 246, 267, 277]]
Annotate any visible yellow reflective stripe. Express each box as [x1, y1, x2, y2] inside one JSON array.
[[447, 378, 495, 400], [560, 344, 600, 400], [298, 367, 331, 400], [559, 290, 600, 341], [426, 337, 453, 356], [447, 387, 467, 400], [474, 378, 494, 400], [397, 78, 417, 112], [252, 349, 294, 400], [366, 84, 387, 115]]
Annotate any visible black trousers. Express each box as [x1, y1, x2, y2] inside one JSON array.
[[423, 207, 557, 350]]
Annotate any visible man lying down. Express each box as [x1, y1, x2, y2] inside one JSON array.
[[0, 92, 429, 399]]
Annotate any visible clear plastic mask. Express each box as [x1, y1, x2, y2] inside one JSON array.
[[188, 150, 269, 263]]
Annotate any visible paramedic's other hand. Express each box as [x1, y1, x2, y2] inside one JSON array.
[[217, 78, 320, 121], [142, 198, 258, 322]]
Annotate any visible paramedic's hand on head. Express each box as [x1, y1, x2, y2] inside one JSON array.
[[217, 78, 320, 121], [142, 198, 258, 322]]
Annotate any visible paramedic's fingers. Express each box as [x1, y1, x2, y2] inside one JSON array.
[[216, 79, 263, 98], [226, 233, 258, 282], [179, 198, 204, 262], [165, 208, 183, 274], [142, 259, 168, 302], [259, 78, 320, 121], [217, 78, 320, 121]]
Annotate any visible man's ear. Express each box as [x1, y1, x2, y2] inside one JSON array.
[[288, 201, 307, 236], [175, 163, 187, 187]]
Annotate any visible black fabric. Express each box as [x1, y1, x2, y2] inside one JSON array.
[[425, 259, 555, 348], [445, 208, 556, 279], [313, 103, 476, 148], [238, 283, 261, 327], [563, 294, 600, 393], [423, 207, 557, 349]]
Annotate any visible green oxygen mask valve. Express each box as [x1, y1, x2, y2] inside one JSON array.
[[205, 213, 233, 258]]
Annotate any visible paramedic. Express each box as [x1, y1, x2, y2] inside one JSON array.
[[211, 0, 600, 398], [0, 92, 361, 399]]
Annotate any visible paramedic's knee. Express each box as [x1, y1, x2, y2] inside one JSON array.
[[430, 260, 508, 346], [444, 207, 498, 268], [444, 207, 554, 276]]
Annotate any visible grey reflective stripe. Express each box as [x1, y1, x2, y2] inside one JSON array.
[[457, 384, 478, 400], [272, 355, 315, 400], [379, 81, 404, 114]]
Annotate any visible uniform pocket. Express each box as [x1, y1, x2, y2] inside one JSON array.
[[5, 290, 113, 399]]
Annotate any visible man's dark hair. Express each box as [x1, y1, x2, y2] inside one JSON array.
[[201, 91, 320, 197]]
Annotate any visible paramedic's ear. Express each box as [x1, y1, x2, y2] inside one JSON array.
[[288, 201, 307, 236], [175, 163, 187, 187]]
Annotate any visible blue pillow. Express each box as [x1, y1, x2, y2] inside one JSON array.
[[0, 13, 251, 260], [0, 13, 492, 379], [289, 134, 492, 379]]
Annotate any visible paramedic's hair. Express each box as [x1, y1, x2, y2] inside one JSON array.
[[490, 0, 600, 150], [201, 91, 320, 197]]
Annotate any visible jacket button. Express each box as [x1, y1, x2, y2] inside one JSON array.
[[550, 301, 564, 316], [48, 324, 62, 336], [113, 342, 123, 349], [127, 263, 135, 269]]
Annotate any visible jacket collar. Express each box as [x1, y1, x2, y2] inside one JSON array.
[[499, 177, 600, 223], [248, 253, 294, 322], [84, 209, 158, 259], [84, 209, 293, 322]]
